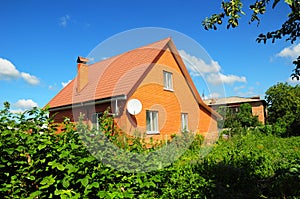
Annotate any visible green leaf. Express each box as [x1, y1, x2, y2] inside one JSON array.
[[97, 191, 110, 198], [290, 167, 298, 173], [90, 182, 99, 188], [26, 175, 36, 181], [81, 177, 89, 187], [38, 144, 46, 150], [48, 160, 56, 166], [46, 153, 53, 158], [62, 178, 70, 189], [77, 175, 91, 187], [40, 175, 56, 189], [60, 195, 67, 199], [48, 160, 65, 171], [4, 148, 14, 155], [25, 190, 42, 199], [284, 0, 293, 6], [16, 145, 25, 152], [59, 150, 70, 159], [65, 164, 78, 175], [57, 163, 65, 171]]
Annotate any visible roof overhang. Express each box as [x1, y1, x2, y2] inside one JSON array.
[[48, 94, 127, 112]]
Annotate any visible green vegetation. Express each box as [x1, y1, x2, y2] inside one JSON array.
[[265, 82, 300, 137], [0, 100, 299, 198], [217, 103, 261, 131]]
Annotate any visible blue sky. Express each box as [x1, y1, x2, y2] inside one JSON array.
[[0, 0, 298, 112]]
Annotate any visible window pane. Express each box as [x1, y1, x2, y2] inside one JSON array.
[[146, 111, 151, 131], [167, 73, 172, 89], [92, 112, 103, 130], [146, 110, 158, 133], [152, 111, 158, 132], [163, 72, 167, 87], [163, 71, 173, 90], [181, 113, 188, 131]]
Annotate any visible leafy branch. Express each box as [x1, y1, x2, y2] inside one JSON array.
[[202, 0, 300, 79]]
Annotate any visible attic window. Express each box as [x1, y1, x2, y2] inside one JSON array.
[[163, 71, 173, 91]]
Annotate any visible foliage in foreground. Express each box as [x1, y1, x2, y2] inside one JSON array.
[[0, 104, 299, 198]]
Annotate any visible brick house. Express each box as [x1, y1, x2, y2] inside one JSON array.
[[204, 96, 266, 125], [47, 38, 221, 140]]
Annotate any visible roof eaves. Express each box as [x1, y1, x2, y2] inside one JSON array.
[[48, 94, 127, 112]]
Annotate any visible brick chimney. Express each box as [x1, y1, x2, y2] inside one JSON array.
[[76, 56, 89, 92]]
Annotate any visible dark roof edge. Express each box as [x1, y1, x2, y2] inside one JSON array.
[[48, 94, 127, 112]]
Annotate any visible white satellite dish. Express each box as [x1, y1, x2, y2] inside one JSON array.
[[127, 99, 142, 115]]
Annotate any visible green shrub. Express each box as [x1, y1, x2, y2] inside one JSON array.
[[0, 102, 299, 198]]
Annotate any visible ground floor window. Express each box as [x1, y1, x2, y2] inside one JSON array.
[[181, 113, 188, 132], [92, 112, 103, 130], [146, 110, 159, 134]]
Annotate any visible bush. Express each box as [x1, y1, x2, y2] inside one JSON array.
[[217, 103, 261, 130], [0, 103, 299, 198]]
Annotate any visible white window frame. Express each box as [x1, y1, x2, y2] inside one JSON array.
[[111, 100, 120, 116], [181, 113, 188, 132], [146, 110, 159, 134], [92, 112, 103, 130], [163, 71, 173, 91]]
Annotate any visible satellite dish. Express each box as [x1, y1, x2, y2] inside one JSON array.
[[127, 99, 142, 115]]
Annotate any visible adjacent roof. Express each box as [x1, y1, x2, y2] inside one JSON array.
[[204, 96, 265, 106], [47, 38, 221, 119]]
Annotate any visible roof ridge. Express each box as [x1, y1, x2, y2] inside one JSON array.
[[87, 37, 171, 68]]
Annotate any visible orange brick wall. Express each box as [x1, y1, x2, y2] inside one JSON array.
[[251, 101, 265, 125], [116, 48, 218, 140], [198, 106, 219, 142]]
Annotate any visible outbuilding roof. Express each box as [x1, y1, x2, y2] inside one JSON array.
[[204, 96, 265, 106]]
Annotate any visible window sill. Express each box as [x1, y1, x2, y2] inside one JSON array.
[[163, 88, 174, 92], [146, 131, 160, 135], [181, 129, 190, 133]]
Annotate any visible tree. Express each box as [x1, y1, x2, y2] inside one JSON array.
[[265, 82, 300, 136], [217, 103, 261, 129], [202, 0, 300, 79]]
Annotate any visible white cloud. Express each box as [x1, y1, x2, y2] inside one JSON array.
[[21, 72, 40, 85], [234, 85, 246, 92], [0, 58, 20, 79], [48, 84, 56, 90], [59, 14, 71, 27], [235, 87, 256, 97], [178, 50, 246, 86], [287, 76, 300, 84], [207, 73, 247, 85], [14, 99, 38, 109], [178, 50, 221, 75], [61, 80, 72, 87], [203, 92, 221, 100], [11, 99, 39, 113], [0, 57, 40, 85], [277, 43, 300, 59]]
